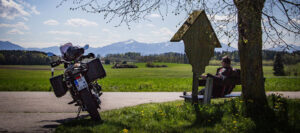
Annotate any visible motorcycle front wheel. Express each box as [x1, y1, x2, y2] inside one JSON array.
[[80, 89, 101, 121]]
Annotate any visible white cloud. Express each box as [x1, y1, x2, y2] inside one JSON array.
[[88, 36, 100, 39], [149, 13, 160, 18], [54, 37, 69, 42], [0, 0, 29, 19], [101, 28, 110, 32], [17, 0, 40, 15], [48, 30, 81, 36], [151, 27, 173, 37], [0, 0, 40, 20], [214, 15, 228, 21], [0, 22, 29, 30], [30, 6, 40, 15], [65, 18, 98, 27], [22, 17, 28, 21], [134, 27, 174, 43], [291, 18, 300, 25], [208, 15, 228, 21], [44, 19, 59, 26], [7, 29, 24, 34], [146, 24, 155, 28]]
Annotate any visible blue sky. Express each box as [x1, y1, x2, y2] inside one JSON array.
[[0, 0, 299, 48], [0, 0, 187, 48]]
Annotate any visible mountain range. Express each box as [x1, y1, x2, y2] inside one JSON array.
[[0, 40, 299, 56]]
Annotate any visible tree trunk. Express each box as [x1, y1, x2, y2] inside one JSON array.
[[234, 0, 268, 117]]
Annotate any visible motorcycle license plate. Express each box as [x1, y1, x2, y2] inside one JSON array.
[[74, 75, 88, 91]]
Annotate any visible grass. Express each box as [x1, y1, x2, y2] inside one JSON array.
[[285, 63, 300, 76], [0, 63, 299, 91], [55, 94, 300, 133]]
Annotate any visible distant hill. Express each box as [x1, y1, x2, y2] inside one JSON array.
[[267, 44, 300, 53], [215, 43, 237, 52], [86, 39, 184, 56], [88, 40, 239, 55], [1, 40, 299, 56], [27, 46, 61, 55], [0, 41, 24, 50]]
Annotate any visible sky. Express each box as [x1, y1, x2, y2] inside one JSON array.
[[0, 0, 187, 48], [0, 0, 299, 49]]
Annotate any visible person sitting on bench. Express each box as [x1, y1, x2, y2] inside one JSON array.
[[199, 56, 240, 97]]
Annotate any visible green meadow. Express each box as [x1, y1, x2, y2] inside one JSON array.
[[0, 63, 299, 91]]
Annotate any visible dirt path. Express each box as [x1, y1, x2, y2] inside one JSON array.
[[0, 91, 299, 133]]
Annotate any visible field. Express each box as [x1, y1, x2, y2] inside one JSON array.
[[0, 63, 299, 91], [56, 95, 300, 133]]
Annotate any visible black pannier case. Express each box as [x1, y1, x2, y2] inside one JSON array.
[[50, 74, 67, 97], [85, 58, 106, 82]]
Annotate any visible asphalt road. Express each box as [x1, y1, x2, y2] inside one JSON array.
[[0, 92, 182, 133], [0, 91, 299, 133]]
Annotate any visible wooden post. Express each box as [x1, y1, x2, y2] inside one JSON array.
[[170, 10, 221, 104], [204, 77, 213, 104], [192, 72, 199, 104]]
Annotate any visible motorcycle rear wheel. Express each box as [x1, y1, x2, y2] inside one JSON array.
[[80, 89, 101, 121]]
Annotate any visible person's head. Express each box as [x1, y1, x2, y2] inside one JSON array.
[[221, 56, 231, 67]]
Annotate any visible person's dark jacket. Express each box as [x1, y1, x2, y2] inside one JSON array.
[[211, 66, 234, 97]]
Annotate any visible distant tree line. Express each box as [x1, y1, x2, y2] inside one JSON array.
[[0, 50, 50, 65], [105, 51, 300, 65], [0, 50, 299, 65]]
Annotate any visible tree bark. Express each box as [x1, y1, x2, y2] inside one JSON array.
[[234, 0, 268, 117]]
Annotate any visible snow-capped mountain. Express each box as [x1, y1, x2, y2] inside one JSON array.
[[1, 40, 299, 56], [87, 39, 184, 56]]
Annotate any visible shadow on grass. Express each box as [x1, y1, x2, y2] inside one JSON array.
[[41, 114, 91, 129], [43, 114, 131, 132]]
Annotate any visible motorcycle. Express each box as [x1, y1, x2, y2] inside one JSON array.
[[47, 44, 106, 121]]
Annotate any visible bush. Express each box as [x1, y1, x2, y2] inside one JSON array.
[[146, 62, 155, 67], [146, 62, 168, 68], [273, 53, 285, 76], [104, 59, 110, 64], [112, 63, 138, 69]]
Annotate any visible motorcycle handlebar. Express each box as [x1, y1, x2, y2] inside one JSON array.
[[50, 53, 95, 67], [50, 60, 62, 67], [80, 53, 95, 60]]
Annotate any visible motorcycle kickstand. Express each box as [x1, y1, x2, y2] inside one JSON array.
[[76, 106, 82, 119]]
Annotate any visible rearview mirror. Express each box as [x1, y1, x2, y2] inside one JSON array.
[[83, 44, 89, 50]]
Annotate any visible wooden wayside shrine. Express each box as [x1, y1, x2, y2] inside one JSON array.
[[171, 10, 222, 104]]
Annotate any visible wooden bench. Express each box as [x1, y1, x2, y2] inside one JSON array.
[[180, 71, 266, 104], [180, 71, 242, 104]]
